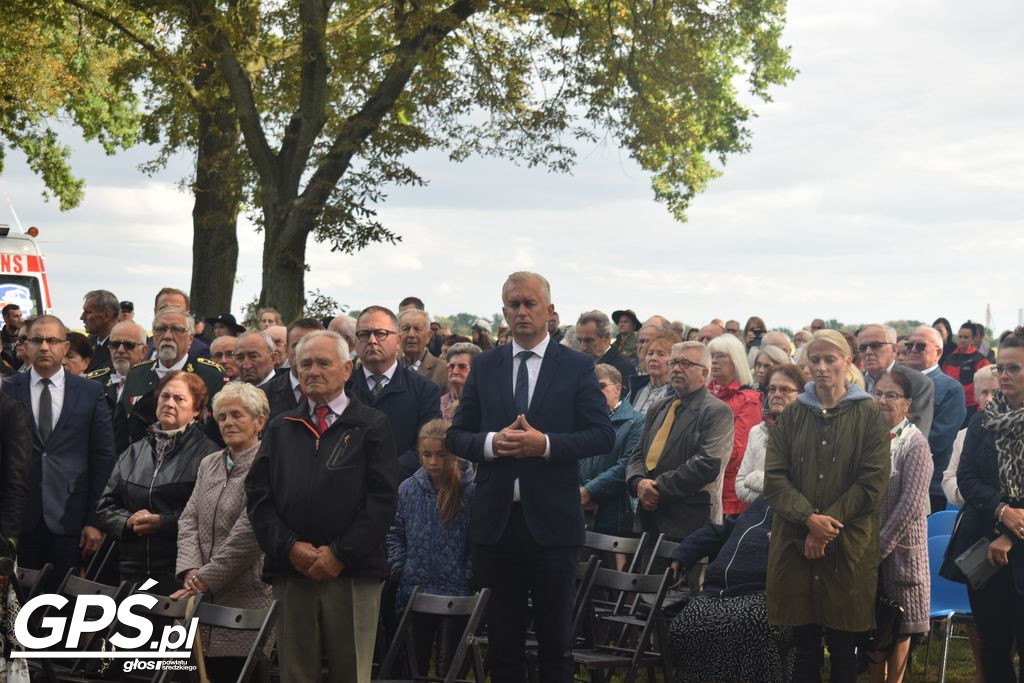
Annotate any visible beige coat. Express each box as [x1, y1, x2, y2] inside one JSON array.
[[176, 444, 272, 658], [415, 350, 450, 394]]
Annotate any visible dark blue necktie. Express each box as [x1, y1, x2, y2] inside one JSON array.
[[514, 351, 533, 415]]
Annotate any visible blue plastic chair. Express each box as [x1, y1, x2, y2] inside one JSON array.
[[923, 534, 973, 683], [927, 510, 959, 538]]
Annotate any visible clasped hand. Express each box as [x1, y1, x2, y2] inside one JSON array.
[[127, 509, 162, 536], [637, 478, 660, 511], [493, 415, 547, 458], [289, 541, 344, 581]]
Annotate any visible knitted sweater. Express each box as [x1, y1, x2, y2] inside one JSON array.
[[386, 465, 475, 610]]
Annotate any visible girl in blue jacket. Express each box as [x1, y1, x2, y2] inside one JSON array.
[[386, 419, 475, 674]]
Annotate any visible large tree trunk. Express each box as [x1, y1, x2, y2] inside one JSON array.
[[259, 213, 308, 322], [189, 88, 242, 319]]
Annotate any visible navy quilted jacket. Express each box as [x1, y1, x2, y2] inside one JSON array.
[[386, 464, 475, 610]]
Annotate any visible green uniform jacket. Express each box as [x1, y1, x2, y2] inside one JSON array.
[[763, 384, 890, 632], [119, 355, 225, 445]]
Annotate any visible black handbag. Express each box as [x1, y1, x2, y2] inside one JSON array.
[[856, 588, 905, 671]]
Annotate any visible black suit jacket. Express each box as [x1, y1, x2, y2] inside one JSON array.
[[0, 391, 32, 543], [2, 372, 117, 535], [347, 365, 441, 477], [447, 341, 615, 546], [264, 369, 300, 419], [597, 345, 637, 399]]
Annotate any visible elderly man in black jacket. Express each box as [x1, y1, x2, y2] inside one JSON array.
[[246, 330, 399, 683], [626, 340, 734, 540]]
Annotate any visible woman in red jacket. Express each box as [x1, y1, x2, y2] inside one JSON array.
[[707, 334, 762, 515]]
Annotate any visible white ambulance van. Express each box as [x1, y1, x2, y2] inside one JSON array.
[[0, 224, 53, 317]]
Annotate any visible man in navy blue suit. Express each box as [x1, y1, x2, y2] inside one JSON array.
[[2, 315, 117, 589], [448, 272, 615, 683]]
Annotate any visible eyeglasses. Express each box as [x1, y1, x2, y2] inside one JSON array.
[[355, 328, 398, 342], [871, 390, 908, 401], [109, 340, 140, 351], [668, 359, 705, 370], [766, 385, 799, 395], [904, 342, 930, 353], [598, 381, 619, 390], [994, 363, 1024, 377], [447, 362, 470, 371], [857, 341, 893, 353], [153, 324, 189, 335], [16, 335, 27, 344], [26, 337, 66, 347]]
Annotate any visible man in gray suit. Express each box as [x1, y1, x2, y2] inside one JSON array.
[[626, 341, 734, 541], [858, 324, 934, 435]]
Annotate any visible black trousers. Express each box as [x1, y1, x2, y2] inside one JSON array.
[[792, 624, 858, 683], [967, 565, 1024, 682], [18, 520, 82, 593], [472, 505, 578, 683], [411, 612, 469, 676]]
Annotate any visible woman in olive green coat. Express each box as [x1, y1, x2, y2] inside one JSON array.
[[764, 330, 890, 683]]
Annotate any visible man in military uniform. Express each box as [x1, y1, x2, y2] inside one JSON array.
[[87, 320, 149, 454], [119, 307, 224, 443]]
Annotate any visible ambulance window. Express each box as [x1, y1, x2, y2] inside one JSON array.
[[0, 277, 43, 317]]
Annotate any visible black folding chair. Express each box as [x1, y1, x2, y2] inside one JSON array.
[[583, 531, 648, 572], [156, 598, 279, 683], [14, 562, 53, 602], [551, 567, 673, 683], [31, 571, 133, 682], [119, 593, 206, 682], [375, 587, 490, 683]]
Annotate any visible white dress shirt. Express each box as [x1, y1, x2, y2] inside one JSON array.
[[484, 334, 552, 500], [30, 367, 66, 433], [289, 371, 302, 404], [154, 353, 189, 379], [307, 391, 350, 430], [256, 368, 277, 388]]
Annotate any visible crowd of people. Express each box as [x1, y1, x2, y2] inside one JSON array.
[[0, 278, 1022, 683]]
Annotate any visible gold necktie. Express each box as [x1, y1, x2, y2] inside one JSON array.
[[645, 398, 682, 471]]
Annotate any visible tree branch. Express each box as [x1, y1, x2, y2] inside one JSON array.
[[189, 0, 280, 203], [296, 0, 483, 232], [277, 0, 329, 198], [61, 0, 202, 103]]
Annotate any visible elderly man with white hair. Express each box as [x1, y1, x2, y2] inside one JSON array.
[[904, 325, 966, 513], [246, 329, 400, 682], [87, 320, 149, 454], [857, 324, 934, 435], [120, 307, 225, 443], [328, 314, 358, 358], [234, 331, 282, 389]]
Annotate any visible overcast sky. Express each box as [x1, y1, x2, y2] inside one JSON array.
[[1, 0, 1022, 333]]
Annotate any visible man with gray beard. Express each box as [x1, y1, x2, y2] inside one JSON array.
[[119, 307, 225, 443]]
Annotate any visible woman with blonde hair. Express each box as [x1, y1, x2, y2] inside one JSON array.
[[707, 334, 762, 515], [764, 329, 890, 683], [386, 419, 475, 674]]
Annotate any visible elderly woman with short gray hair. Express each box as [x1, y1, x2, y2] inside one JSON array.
[[173, 381, 273, 682], [441, 342, 482, 422]]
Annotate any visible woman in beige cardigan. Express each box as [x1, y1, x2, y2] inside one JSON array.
[[173, 382, 273, 682]]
